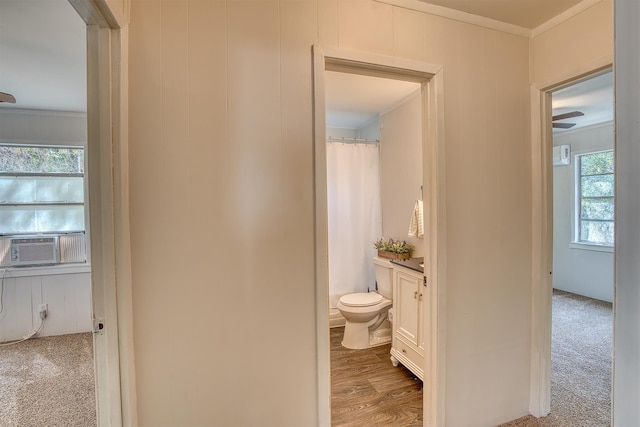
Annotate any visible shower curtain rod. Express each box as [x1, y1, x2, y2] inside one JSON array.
[[326, 136, 380, 144]]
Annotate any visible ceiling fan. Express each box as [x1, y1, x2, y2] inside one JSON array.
[[0, 91, 16, 103], [552, 110, 584, 129]]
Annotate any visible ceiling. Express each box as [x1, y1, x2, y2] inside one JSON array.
[[416, 0, 584, 29], [0, 0, 612, 134], [551, 71, 613, 133], [0, 0, 86, 113], [326, 72, 421, 129]]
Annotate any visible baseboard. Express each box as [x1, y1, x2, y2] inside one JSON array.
[[329, 308, 346, 328]]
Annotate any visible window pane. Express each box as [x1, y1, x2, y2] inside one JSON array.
[[0, 177, 35, 203], [581, 197, 614, 220], [0, 146, 84, 174], [580, 220, 614, 245], [581, 174, 614, 197], [0, 176, 84, 203], [580, 151, 614, 176], [0, 206, 84, 234]]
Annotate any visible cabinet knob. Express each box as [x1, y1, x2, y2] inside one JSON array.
[[402, 349, 406, 353]]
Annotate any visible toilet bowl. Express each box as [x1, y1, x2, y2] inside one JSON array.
[[337, 256, 394, 349]]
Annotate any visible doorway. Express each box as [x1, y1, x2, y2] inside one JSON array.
[[312, 46, 446, 426], [530, 65, 614, 420], [0, 0, 96, 424], [548, 70, 614, 424], [325, 70, 423, 425], [0, 0, 131, 425]]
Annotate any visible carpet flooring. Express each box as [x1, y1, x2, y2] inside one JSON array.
[[500, 290, 612, 426], [0, 332, 96, 427]]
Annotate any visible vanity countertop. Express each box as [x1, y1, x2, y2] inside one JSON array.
[[390, 257, 424, 274]]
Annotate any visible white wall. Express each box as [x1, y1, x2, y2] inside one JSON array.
[[0, 267, 92, 341], [380, 92, 423, 257], [552, 122, 614, 302], [0, 108, 87, 146], [530, 0, 613, 417], [613, 0, 640, 423], [128, 1, 531, 425]]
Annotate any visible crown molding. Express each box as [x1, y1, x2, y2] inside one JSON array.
[[375, 0, 531, 37], [531, 0, 604, 37]]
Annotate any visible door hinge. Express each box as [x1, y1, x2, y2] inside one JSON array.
[[423, 276, 427, 287]]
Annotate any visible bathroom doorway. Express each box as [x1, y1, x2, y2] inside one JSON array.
[[312, 46, 446, 426], [325, 70, 422, 425]]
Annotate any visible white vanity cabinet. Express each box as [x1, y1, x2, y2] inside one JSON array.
[[390, 264, 426, 380]]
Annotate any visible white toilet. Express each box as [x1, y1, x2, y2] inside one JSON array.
[[337, 256, 394, 349]]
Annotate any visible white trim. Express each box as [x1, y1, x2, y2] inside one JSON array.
[[0, 139, 86, 147], [0, 263, 91, 278], [313, 45, 446, 427], [375, 0, 530, 37], [569, 242, 614, 253], [531, 0, 605, 37], [0, 108, 87, 117], [529, 63, 613, 417], [75, 0, 134, 424]]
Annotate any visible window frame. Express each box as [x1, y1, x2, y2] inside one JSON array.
[[0, 143, 87, 236], [573, 149, 615, 248]]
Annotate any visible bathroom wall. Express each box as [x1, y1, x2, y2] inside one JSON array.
[[0, 109, 92, 341], [553, 122, 614, 302], [379, 92, 423, 258]]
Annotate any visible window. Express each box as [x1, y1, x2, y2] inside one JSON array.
[[0, 145, 85, 234], [576, 150, 614, 246]]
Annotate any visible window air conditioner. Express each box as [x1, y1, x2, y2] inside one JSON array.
[[10, 235, 59, 266], [553, 144, 571, 166]]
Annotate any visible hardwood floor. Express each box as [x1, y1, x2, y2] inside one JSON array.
[[330, 326, 423, 427]]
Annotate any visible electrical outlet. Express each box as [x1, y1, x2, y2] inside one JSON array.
[[39, 303, 48, 313]]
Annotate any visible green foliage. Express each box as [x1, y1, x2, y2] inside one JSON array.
[[580, 151, 614, 176], [0, 146, 84, 174], [373, 238, 414, 255]]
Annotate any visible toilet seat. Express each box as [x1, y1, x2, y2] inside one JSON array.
[[340, 292, 383, 307]]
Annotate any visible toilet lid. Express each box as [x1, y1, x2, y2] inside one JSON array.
[[340, 292, 383, 307]]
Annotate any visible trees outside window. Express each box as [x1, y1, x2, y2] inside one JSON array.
[[576, 150, 614, 246], [0, 145, 85, 234]]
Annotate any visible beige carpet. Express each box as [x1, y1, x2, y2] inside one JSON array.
[[0, 332, 96, 427], [500, 290, 612, 426]]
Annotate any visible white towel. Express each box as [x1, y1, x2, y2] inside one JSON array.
[[408, 200, 424, 238]]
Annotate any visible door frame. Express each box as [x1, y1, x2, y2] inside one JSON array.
[[312, 45, 447, 426], [68, 1, 136, 425], [529, 62, 613, 417]]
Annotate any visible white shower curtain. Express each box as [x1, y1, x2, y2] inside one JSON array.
[[326, 142, 382, 308]]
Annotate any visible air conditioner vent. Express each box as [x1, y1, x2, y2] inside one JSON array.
[[553, 144, 571, 166], [10, 236, 59, 267]]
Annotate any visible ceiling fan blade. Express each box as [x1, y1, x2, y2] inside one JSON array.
[[0, 92, 16, 103], [552, 111, 584, 121], [553, 122, 576, 129]]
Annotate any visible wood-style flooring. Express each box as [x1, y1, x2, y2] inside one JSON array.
[[331, 326, 423, 427]]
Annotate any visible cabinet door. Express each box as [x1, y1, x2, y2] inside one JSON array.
[[395, 270, 421, 347]]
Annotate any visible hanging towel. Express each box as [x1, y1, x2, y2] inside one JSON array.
[[408, 200, 424, 238]]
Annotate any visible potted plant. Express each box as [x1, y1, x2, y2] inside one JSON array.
[[373, 238, 414, 260]]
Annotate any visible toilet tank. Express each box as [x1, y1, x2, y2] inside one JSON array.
[[373, 256, 394, 299]]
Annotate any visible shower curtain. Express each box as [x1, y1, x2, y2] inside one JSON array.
[[326, 142, 383, 308]]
